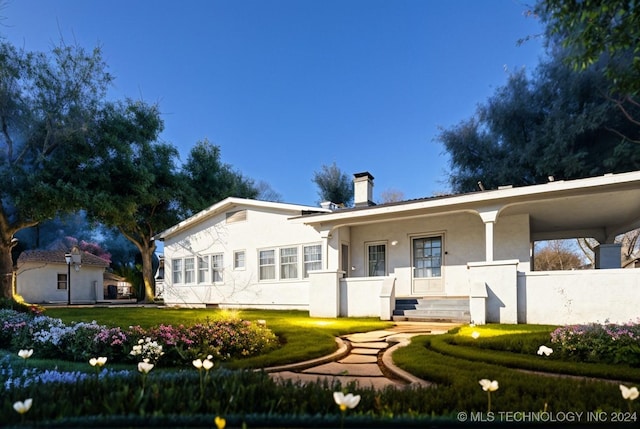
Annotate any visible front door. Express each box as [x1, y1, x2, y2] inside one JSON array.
[[411, 235, 444, 294]]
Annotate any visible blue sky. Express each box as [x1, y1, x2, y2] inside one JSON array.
[[2, 0, 545, 207]]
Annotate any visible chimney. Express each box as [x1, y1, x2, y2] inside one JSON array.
[[353, 172, 375, 207]]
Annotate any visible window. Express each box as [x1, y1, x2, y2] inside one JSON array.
[[212, 254, 224, 282], [172, 259, 183, 284], [367, 243, 386, 276], [234, 251, 245, 270], [280, 247, 298, 279], [303, 245, 322, 277], [184, 257, 195, 283], [198, 256, 209, 283], [57, 273, 67, 290], [259, 250, 276, 280], [413, 236, 442, 278]]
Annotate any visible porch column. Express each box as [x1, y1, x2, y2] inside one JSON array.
[[319, 228, 340, 271], [478, 208, 499, 262]]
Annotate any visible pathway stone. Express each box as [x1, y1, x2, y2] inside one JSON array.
[[267, 321, 461, 390], [350, 347, 379, 355], [338, 354, 378, 364]]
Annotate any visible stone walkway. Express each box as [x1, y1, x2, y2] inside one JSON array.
[[267, 322, 460, 389]]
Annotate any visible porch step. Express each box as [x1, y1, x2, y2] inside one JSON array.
[[393, 297, 471, 323]]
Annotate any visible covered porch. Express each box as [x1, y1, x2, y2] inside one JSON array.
[[302, 171, 640, 324]]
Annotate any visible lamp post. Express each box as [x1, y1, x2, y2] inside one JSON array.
[[64, 252, 72, 305]]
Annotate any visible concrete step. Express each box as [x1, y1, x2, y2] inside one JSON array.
[[393, 296, 470, 323]]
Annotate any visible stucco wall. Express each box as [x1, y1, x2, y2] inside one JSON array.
[[339, 277, 385, 317], [163, 205, 322, 308], [345, 212, 530, 297], [518, 270, 640, 324], [17, 262, 104, 304]]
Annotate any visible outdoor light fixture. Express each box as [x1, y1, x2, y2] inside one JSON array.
[[65, 247, 82, 305], [65, 252, 72, 305]]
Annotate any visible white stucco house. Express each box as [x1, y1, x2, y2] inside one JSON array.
[[157, 170, 640, 325], [17, 249, 109, 304]]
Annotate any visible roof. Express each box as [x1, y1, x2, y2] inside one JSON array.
[[18, 249, 110, 267], [157, 197, 331, 240], [296, 171, 640, 242]]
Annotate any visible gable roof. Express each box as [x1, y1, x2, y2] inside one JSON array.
[[18, 249, 110, 267], [157, 197, 331, 240]]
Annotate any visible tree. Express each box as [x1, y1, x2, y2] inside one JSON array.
[[535, 0, 640, 95], [577, 229, 640, 268], [312, 162, 353, 207], [0, 39, 113, 299], [379, 188, 405, 204], [534, 240, 585, 270], [534, 0, 640, 139], [180, 139, 258, 215], [439, 49, 640, 193], [82, 100, 183, 302]]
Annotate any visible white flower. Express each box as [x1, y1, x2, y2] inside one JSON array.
[[620, 384, 639, 400], [471, 331, 480, 339], [138, 361, 154, 374], [203, 359, 214, 370], [479, 379, 499, 392], [13, 398, 33, 414], [89, 357, 108, 367], [192, 359, 203, 369], [18, 349, 33, 359], [333, 391, 361, 411], [537, 345, 553, 356]]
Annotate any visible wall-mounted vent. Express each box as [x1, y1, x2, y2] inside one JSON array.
[[226, 210, 247, 224]]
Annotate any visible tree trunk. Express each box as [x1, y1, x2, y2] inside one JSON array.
[[139, 242, 156, 303], [0, 242, 14, 300]]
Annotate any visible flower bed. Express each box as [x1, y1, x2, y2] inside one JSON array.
[[550, 320, 640, 366], [0, 309, 278, 366]]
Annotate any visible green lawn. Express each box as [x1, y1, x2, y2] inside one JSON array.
[[44, 307, 394, 368]]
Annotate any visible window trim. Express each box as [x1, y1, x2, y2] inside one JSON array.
[[233, 250, 246, 270], [258, 249, 276, 281], [411, 234, 444, 279], [280, 247, 299, 280], [211, 253, 224, 283], [172, 259, 183, 284], [303, 244, 322, 278], [184, 257, 195, 284], [57, 273, 68, 290], [365, 241, 387, 277], [198, 255, 210, 284]]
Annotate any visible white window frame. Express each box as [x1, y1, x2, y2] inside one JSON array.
[[57, 273, 68, 290], [412, 235, 443, 278], [280, 247, 299, 280], [303, 244, 322, 278], [172, 259, 183, 284], [259, 249, 276, 280], [184, 257, 195, 284], [366, 241, 387, 277], [198, 255, 210, 283], [234, 250, 246, 270], [212, 253, 224, 283]]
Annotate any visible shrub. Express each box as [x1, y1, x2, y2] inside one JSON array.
[[551, 321, 640, 366], [0, 309, 278, 367]]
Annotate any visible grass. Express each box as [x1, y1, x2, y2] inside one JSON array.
[[43, 307, 394, 369], [394, 324, 640, 380]]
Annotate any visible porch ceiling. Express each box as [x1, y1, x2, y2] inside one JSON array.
[[500, 186, 640, 241]]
